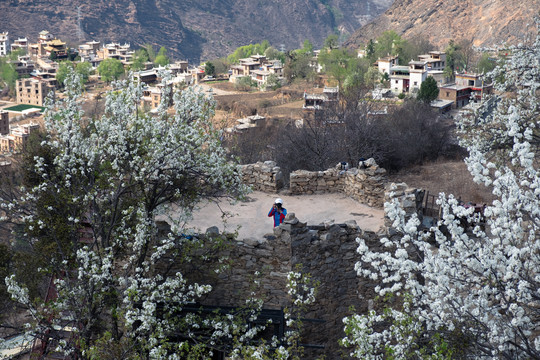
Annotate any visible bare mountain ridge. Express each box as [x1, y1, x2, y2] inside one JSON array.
[[0, 0, 393, 61], [346, 0, 540, 51]]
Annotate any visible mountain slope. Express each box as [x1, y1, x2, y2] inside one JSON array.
[[0, 0, 393, 61], [346, 0, 540, 50]]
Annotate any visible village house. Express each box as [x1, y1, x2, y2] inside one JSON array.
[[135, 61, 192, 86], [0, 32, 9, 56], [0, 122, 40, 153], [97, 43, 134, 67], [141, 82, 174, 111], [78, 40, 100, 58], [310, 50, 324, 73], [230, 56, 266, 80], [250, 60, 284, 88], [8, 54, 35, 76], [16, 78, 55, 106], [378, 51, 449, 94], [376, 55, 399, 75], [389, 65, 410, 93], [190, 66, 205, 84], [408, 60, 428, 93], [32, 57, 59, 87], [438, 73, 493, 108], [78, 40, 101, 66], [418, 51, 446, 71], [303, 86, 339, 110], [10, 37, 28, 52], [229, 54, 285, 89], [169, 60, 189, 75]]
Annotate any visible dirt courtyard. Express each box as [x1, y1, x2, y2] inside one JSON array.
[[184, 191, 385, 240]]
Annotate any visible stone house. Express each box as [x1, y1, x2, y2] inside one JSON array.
[[16, 78, 55, 106], [250, 60, 284, 88], [9, 55, 35, 76], [381, 51, 448, 94], [376, 55, 399, 74], [438, 73, 492, 108], [229, 55, 284, 87], [409, 60, 428, 93], [78, 40, 100, 57], [418, 51, 446, 71], [141, 83, 174, 111], [0, 123, 40, 152], [0, 32, 9, 56], [169, 60, 189, 75], [438, 84, 472, 108], [38, 30, 53, 43], [390, 65, 410, 94], [10, 37, 28, 52], [33, 58, 59, 87], [97, 43, 134, 67], [303, 86, 339, 111], [230, 56, 265, 79]]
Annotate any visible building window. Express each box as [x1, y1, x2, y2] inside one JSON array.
[[395, 80, 398, 84], [414, 81, 418, 86], [446, 92, 449, 97]]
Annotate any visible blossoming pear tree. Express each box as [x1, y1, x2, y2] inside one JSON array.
[[1, 71, 269, 359], [342, 21, 540, 359]]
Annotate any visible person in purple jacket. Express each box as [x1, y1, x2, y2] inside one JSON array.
[[268, 198, 287, 227]]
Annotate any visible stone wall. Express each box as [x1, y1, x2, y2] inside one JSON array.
[[239, 161, 284, 193], [199, 213, 382, 359], [289, 160, 388, 208], [201, 229, 291, 309]]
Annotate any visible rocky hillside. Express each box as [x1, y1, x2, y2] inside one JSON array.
[[0, 0, 392, 61], [346, 0, 540, 50]]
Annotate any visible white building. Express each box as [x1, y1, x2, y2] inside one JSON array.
[[0, 32, 9, 56], [376, 55, 399, 75], [409, 61, 428, 93]]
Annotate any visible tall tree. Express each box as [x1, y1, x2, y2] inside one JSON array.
[[97, 58, 124, 82], [374, 30, 402, 59], [416, 76, 439, 103], [323, 34, 339, 50], [2, 72, 251, 358], [75, 61, 92, 84], [342, 21, 540, 359], [204, 61, 215, 77], [55, 61, 74, 87], [131, 48, 150, 71], [154, 46, 170, 66]]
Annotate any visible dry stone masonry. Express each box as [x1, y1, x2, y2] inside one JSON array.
[[239, 161, 284, 193], [195, 213, 383, 359], [289, 159, 388, 207]]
